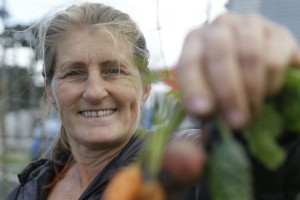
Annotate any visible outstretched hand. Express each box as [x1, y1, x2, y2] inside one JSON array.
[[177, 12, 300, 130]]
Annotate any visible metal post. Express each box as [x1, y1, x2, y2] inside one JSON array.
[[0, 0, 9, 195]]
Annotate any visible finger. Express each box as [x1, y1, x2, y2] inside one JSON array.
[[177, 28, 215, 117], [204, 24, 250, 129], [236, 15, 266, 116], [264, 21, 300, 95]]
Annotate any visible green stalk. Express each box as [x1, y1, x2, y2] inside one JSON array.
[[145, 106, 186, 179], [216, 115, 233, 141]]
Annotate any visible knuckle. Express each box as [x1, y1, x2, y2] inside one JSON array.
[[278, 26, 296, 43], [238, 33, 262, 60], [265, 19, 294, 41], [205, 26, 233, 47], [213, 12, 238, 25], [204, 26, 235, 63], [244, 14, 264, 24], [184, 28, 202, 43], [239, 53, 261, 69]]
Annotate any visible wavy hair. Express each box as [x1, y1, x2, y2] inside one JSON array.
[[36, 2, 150, 166]]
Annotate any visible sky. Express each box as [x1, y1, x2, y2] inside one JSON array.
[[2, 0, 228, 69]]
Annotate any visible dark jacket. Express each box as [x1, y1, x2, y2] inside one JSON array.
[[6, 132, 300, 200], [5, 135, 144, 200]]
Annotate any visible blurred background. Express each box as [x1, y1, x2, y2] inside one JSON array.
[[0, 0, 300, 198]]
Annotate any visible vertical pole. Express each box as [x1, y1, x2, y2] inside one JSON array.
[[156, 0, 166, 68], [0, 0, 9, 195], [206, 0, 212, 24], [0, 48, 9, 197]]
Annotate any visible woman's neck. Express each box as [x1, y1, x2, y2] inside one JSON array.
[[68, 140, 128, 188]]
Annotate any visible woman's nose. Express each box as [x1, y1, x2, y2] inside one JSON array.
[[83, 74, 108, 103]]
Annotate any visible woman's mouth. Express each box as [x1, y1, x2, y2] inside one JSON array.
[[80, 109, 117, 117]]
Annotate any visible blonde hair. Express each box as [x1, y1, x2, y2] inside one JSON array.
[[36, 2, 150, 163]]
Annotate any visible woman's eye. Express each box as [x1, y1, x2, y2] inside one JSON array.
[[66, 70, 83, 77], [104, 67, 121, 75]]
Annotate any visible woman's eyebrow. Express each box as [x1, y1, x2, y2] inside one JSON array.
[[101, 60, 118, 65], [58, 61, 86, 70], [58, 59, 130, 70], [101, 59, 128, 67]]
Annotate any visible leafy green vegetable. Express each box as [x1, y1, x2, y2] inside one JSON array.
[[241, 68, 300, 170], [243, 104, 285, 170], [146, 106, 186, 178], [274, 68, 300, 133], [142, 96, 186, 179], [209, 117, 253, 200], [208, 68, 300, 200]]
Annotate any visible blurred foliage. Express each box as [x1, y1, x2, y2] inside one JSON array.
[[209, 67, 300, 200], [274, 68, 300, 133], [244, 104, 285, 170], [143, 96, 185, 178], [210, 117, 253, 200], [0, 23, 43, 112], [1, 24, 38, 49], [242, 68, 300, 170], [0, 66, 43, 111], [0, 151, 30, 165]]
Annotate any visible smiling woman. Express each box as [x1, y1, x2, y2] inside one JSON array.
[[6, 3, 152, 200], [6, 1, 300, 200], [46, 28, 150, 200]]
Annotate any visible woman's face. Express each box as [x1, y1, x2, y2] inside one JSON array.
[[47, 29, 150, 149]]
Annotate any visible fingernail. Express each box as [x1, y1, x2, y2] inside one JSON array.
[[226, 109, 246, 129], [187, 96, 210, 114]]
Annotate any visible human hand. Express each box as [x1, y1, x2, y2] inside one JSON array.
[[177, 12, 300, 130]]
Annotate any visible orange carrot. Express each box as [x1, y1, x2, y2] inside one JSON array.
[[139, 181, 166, 200], [103, 165, 143, 200]]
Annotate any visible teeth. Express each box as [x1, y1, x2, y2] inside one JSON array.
[[81, 109, 115, 117]]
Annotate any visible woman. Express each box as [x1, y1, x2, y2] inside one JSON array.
[[7, 3, 151, 200], [6, 2, 300, 200]]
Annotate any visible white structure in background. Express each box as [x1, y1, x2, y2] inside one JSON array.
[[142, 82, 172, 130], [5, 109, 39, 151]]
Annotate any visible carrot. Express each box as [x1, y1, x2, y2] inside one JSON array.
[[139, 181, 166, 200], [103, 165, 143, 200]]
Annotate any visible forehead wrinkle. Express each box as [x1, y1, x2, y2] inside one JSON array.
[[57, 29, 135, 70]]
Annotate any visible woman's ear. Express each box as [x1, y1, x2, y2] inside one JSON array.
[[45, 80, 58, 110], [142, 85, 151, 104]]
